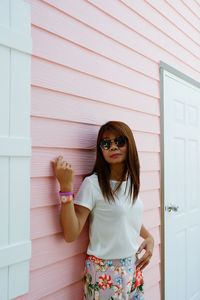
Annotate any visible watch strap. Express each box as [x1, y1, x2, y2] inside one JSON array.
[[59, 191, 73, 196]]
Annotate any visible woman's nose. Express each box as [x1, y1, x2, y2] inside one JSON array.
[[109, 142, 118, 151]]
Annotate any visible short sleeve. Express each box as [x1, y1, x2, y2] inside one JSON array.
[[73, 177, 95, 211]]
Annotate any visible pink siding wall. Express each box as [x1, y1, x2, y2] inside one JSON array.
[[17, 0, 200, 299]]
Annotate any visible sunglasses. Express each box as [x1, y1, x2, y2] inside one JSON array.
[[100, 136, 127, 150]]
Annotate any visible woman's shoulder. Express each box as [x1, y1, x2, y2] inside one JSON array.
[[83, 173, 100, 190], [84, 173, 98, 183]]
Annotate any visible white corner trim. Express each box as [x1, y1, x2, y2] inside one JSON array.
[[0, 137, 31, 156], [0, 26, 32, 54]]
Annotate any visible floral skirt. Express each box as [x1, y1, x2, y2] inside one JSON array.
[[83, 254, 144, 300]]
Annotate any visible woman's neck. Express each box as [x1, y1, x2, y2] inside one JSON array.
[[110, 164, 127, 181]]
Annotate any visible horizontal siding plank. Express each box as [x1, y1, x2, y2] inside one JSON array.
[[32, 25, 159, 82], [141, 171, 160, 192], [30, 196, 160, 240], [146, 0, 200, 45], [32, 51, 158, 100], [31, 205, 61, 239], [91, 0, 199, 69], [31, 175, 84, 209], [31, 148, 96, 178], [143, 208, 161, 230], [196, 1, 200, 7], [31, 204, 88, 239], [149, 226, 161, 246], [17, 254, 85, 300], [31, 117, 160, 152], [182, 0, 200, 20], [40, 281, 83, 300], [166, 0, 200, 32], [121, 0, 200, 52], [141, 189, 160, 211], [144, 265, 161, 290], [32, 55, 159, 99], [31, 87, 160, 129], [145, 284, 161, 300], [31, 88, 160, 135], [31, 232, 88, 271], [29, 0, 200, 81], [44, 0, 200, 73], [31, 147, 160, 172], [29, 0, 160, 74], [144, 263, 161, 290], [31, 148, 160, 177], [31, 118, 99, 150], [139, 152, 160, 171], [31, 176, 160, 209]]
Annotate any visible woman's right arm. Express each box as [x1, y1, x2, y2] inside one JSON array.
[[60, 202, 90, 242], [53, 156, 90, 242]]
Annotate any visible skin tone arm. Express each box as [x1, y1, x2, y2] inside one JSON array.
[[52, 156, 90, 242], [136, 224, 154, 270]]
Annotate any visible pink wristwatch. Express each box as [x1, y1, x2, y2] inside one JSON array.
[[59, 191, 74, 204]]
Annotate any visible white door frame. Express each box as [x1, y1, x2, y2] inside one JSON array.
[[160, 62, 200, 300]]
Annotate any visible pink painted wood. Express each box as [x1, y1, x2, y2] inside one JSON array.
[[16, 0, 200, 299]]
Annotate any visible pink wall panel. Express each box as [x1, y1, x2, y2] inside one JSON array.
[[146, 0, 200, 43], [145, 283, 161, 300], [31, 86, 160, 130], [17, 254, 86, 300], [31, 148, 159, 178], [17, 0, 200, 299], [32, 26, 160, 91], [31, 117, 160, 151], [42, 0, 200, 79], [119, 0, 200, 59], [30, 231, 89, 271], [31, 56, 159, 102], [41, 281, 84, 300]]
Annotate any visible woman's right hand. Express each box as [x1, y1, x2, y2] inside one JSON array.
[[52, 156, 74, 191]]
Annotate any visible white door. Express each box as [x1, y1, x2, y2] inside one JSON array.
[[163, 70, 200, 300]]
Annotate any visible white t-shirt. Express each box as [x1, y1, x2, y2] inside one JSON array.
[[73, 173, 143, 259]]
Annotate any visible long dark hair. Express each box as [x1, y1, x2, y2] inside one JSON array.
[[91, 121, 140, 204]]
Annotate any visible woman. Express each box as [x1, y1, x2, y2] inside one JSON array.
[[53, 121, 154, 299]]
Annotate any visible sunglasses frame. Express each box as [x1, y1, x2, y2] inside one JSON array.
[[100, 136, 127, 150]]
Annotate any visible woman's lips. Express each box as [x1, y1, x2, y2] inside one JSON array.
[[110, 154, 121, 158]]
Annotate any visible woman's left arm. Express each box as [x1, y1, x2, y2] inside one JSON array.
[[136, 224, 154, 270]]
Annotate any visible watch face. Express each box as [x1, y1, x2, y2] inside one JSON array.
[[60, 194, 73, 204], [61, 195, 67, 203]]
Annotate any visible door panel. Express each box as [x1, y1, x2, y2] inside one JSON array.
[[163, 71, 200, 300]]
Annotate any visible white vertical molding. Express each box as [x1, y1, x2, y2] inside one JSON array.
[[0, 0, 32, 299], [0, 0, 10, 27], [0, 46, 10, 136], [0, 158, 9, 300], [0, 3, 11, 298]]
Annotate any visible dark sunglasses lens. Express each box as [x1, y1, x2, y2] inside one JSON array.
[[115, 136, 126, 147], [100, 140, 111, 150]]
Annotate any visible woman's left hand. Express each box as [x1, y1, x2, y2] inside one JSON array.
[[136, 236, 154, 270]]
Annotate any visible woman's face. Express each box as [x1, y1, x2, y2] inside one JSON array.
[[100, 130, 127, 166]]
